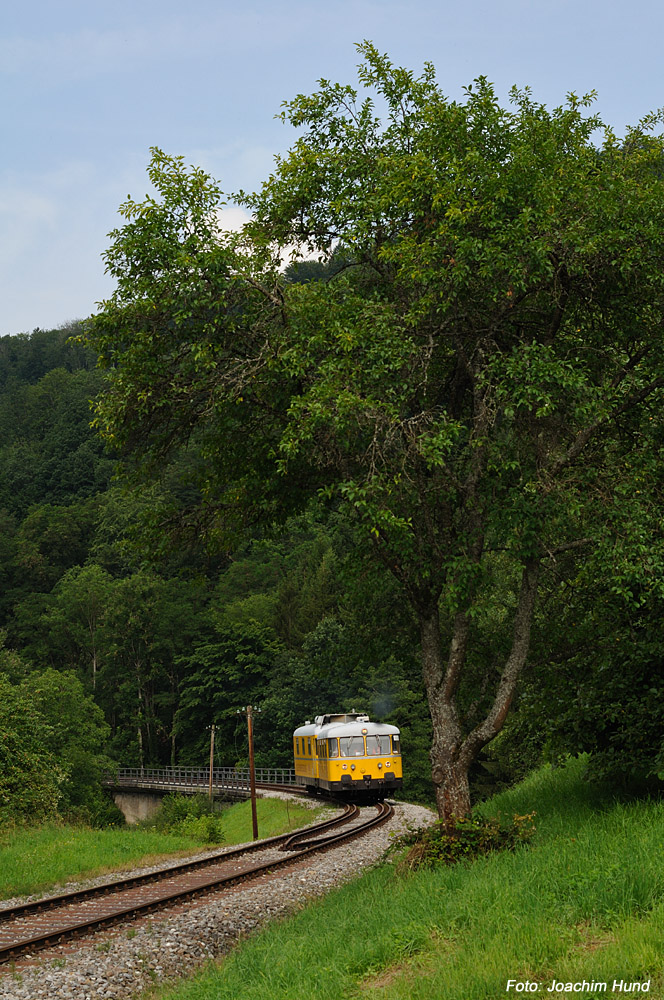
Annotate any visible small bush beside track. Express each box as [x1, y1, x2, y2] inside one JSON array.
[[395, 811, 537, 871]]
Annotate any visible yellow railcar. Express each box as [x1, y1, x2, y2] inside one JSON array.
[[293, 713, 402, 799]]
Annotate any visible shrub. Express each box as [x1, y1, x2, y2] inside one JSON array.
[[178, 813, 225, 844], [147, 794, 225, 844], [396, 812, 536, 872]]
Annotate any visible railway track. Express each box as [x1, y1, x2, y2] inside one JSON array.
[[0, 799, 393, 965]]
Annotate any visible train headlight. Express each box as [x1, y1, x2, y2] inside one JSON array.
[[351, 764, 356, 771], [342, 764, 347, 770], [385, 761, 391, 767], [378, 762, 383, 769]]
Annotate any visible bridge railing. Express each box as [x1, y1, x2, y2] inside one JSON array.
[[109, 766, 297, 789]]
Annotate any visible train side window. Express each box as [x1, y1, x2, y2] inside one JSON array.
[[391, 734, 401, 755], [328, 738, 339, 758], [307, 738, 312, 755]]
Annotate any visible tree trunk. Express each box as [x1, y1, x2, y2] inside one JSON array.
[[137, 719, 144, 774], [89, 613, 97, 691], [421, 606, 470, 827], [421, 558, 541, 828]]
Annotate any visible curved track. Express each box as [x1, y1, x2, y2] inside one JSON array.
[[0, 799, 392, 965]]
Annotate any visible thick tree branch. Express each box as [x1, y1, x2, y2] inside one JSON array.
[[458, 557, 540, 771]]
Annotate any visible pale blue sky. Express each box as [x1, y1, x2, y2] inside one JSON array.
[[2, 0, 662, 335]]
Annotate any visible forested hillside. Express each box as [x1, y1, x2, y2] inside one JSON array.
[[1, 318, 663, 827], [0, 325, 434, 821]]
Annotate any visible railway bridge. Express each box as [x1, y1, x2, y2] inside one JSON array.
[[106, 766, 297, 823]]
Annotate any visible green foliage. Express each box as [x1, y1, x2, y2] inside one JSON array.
[[176, 621, 287, 765], [208, 513, 342, 648], [12, 501, 97, 594], [397, 812, 536, 871], [96, 570, 209, 766], [0, 672, 63, 824], [22, 668, 114, 822], [0, 323, 95, 387], [0, 651, 117, 827], [38, 563, 114, 685], [149, 794, 225, 844], [0, 630, 30, 683], [0, 366, 112, 519], [513, 582, 664, 790]]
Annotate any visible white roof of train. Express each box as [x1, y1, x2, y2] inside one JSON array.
[[294, 714, 399, 739]]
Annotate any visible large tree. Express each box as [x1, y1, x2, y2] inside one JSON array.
[[87, 47, 664, 822]]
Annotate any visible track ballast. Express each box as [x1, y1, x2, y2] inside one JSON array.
[[0, 798, 393, 965]]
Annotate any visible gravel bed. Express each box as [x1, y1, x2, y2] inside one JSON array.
[[0, 800, 434, 1000]]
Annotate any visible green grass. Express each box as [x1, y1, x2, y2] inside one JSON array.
[[151, 759, 664, 1000], [217, 796, 319, 845], [0, 796, 315, 900]]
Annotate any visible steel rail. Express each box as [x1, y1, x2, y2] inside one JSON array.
[[0, 802, 354, 925], [0, 800, 392, 965]]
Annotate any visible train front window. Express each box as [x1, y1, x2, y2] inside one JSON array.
[[328, 738, 339, 758], [391, 735, 401, 755], [339, 736, 365, 757], [366, 735, 391, 755]]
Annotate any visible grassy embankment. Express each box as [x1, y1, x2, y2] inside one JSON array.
[[0, 796, 316, 900], [152, 758, 664, 1000]]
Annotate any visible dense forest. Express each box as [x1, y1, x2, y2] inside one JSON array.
[[0, 323, 434, 821], [1, 321, 662, 827]]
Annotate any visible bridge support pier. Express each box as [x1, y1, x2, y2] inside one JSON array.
[[112, 791, 164, 825]]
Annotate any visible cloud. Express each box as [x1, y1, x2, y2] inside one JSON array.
[[0, 158, 134, 334], [218, 206, 252, 233]]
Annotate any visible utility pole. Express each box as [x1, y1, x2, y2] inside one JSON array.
[[247, 705, 258, 840], [238, 705, 260, 840], [207, 723, 216, 804]]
